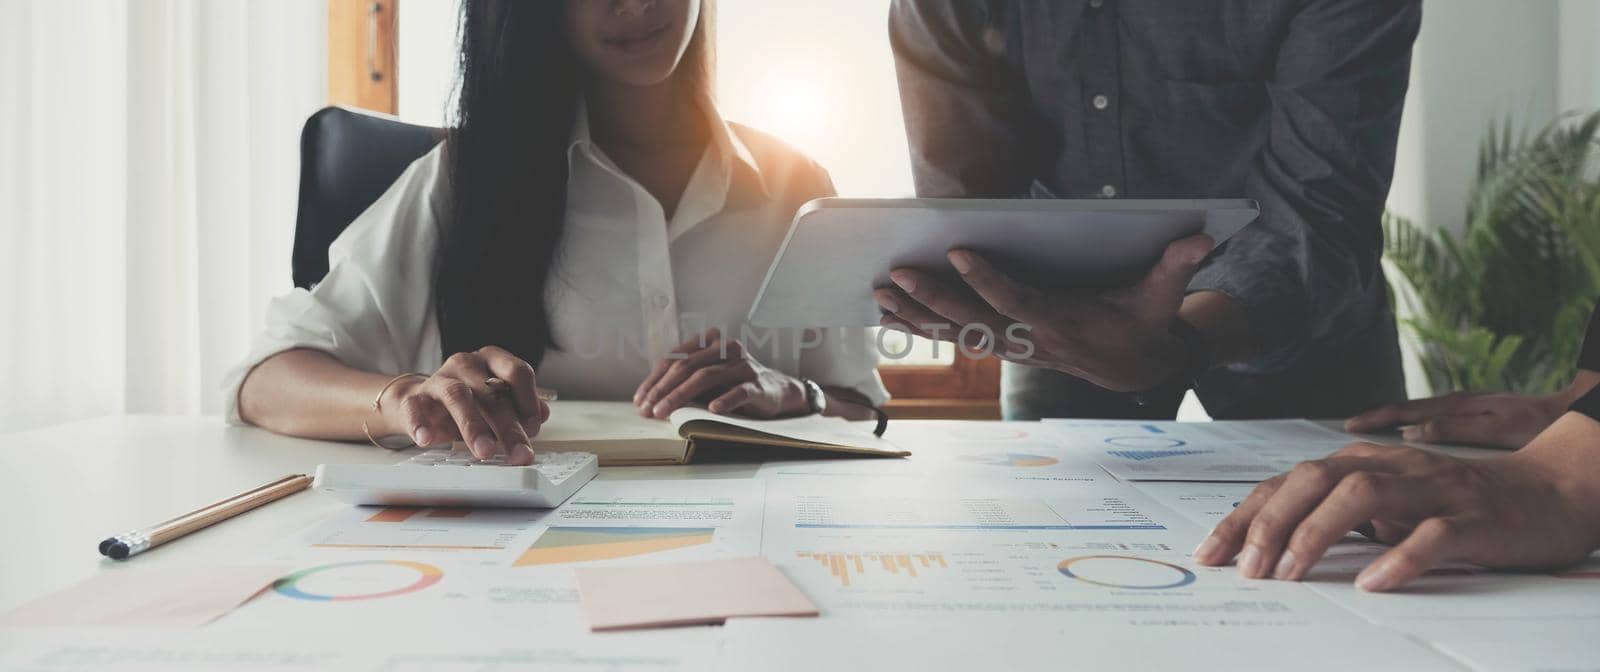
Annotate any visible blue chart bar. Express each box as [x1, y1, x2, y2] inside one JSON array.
[[1106, 449, 1210, 462], [790, 496, 1166, 532]]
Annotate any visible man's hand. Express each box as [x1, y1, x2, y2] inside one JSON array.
[[1345, 391, 1570, 449], [873, 234, 1213, 392], [1191, 435, 1600, 592]]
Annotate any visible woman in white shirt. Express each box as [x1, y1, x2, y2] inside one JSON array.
[[230, 0, 887, 465]]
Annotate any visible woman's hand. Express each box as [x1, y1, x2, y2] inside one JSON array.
[[380, 346, 549, 464], [1191, 431, 1600, 592], [632, 328, 808, 419], [1344, 391, 1568, 449]]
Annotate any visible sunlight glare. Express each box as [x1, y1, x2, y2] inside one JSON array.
[[761, 71, 829, 153]]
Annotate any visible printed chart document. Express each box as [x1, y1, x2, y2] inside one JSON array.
[[278, 505, 555, 566], [713, 619, 1463, 672], [0, 627, 718, 672], [1128, 482, 1258, 530], [1429, 621, 1600, 672], [1046, 419, 1351, 481], [1045, 419, 1350, 443], [212, 557, 590, 632], [758, 476, 1360, 628], [0, 566, 289, 628], [218, 480, 766, 632], [517, 479, 765, 568], [268, 479, 764, 568], [1299, 544, 1600, 641], [759, 420, 1112, 484]]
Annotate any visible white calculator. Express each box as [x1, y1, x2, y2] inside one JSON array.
[[313, 449, 599, 509]]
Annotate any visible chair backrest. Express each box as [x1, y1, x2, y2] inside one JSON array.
[[293, 106, 444, 289]]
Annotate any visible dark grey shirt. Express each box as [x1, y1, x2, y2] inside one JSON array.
[[889, 0, 1419, 419]]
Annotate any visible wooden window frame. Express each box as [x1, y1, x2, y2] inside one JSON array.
[[328, 0, 399, 114], [881, 353, 999, 420], [325, 1, 1000, 419]]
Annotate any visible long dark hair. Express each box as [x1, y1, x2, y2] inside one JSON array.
[[438, 0, 716, 365]]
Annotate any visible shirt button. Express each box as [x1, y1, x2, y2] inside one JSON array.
[[652, 294, 671, 310], [1089, 0, 1104, 7], [1100, 185, 1118, 198], [1092, 94, 1109, 110]]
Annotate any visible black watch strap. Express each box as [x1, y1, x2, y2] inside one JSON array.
[[1571, 385, 1600, 423]]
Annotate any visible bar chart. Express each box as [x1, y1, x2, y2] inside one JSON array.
[[795, 551, 950, 587]]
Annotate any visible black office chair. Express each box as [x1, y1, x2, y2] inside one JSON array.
[[292, 106, 444, 289]]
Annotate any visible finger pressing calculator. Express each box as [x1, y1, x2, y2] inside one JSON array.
[[313, 449, 599, 508]]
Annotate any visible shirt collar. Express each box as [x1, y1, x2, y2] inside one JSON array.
[[568, 96, 770, 198]]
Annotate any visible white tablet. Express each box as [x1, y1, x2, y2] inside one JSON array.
[[747, 198, 1259, 328]]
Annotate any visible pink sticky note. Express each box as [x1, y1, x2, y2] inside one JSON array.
[[576, 556, 819, 631], [0, 565, 290, 628]]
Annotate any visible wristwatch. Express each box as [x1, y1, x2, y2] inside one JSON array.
[[801, 378, 828, 416]]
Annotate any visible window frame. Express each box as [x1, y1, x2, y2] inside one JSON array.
[[328, 0, 399, 114]]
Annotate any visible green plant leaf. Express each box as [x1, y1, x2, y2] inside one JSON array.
[[1387, 109, 1600, 395]]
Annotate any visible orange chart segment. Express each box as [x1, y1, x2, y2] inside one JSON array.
[[796, 551, 949, 588], [513, 527, 715, 567], [367, 507, 423, 523], [959, 452, 1060, 468]]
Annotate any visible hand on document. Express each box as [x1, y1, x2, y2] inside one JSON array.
[[1344, 390, 1570, 449], [1192, 426, 1600, 592], [633, 328, 808, 420]]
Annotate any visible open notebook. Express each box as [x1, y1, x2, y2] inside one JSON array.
[[506, 402, 909, 466]]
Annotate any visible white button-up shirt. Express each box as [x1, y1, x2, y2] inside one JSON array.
[[224, 102, 887, 422]]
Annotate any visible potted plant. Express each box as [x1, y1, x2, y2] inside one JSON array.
[[1385, 111, 1600, 394]]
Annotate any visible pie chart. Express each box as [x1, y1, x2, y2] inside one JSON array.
[[1103, 436, 1188, 449], [1057, 555, 1196, 590], [272, 560, 443, 602], [950, 426, 1029, 441], [959, 452, 1060, 468]]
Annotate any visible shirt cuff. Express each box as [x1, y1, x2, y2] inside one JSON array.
[[1187, 264, 1308, 374], [1579, 302, 1600, 372], [1571, 385, 1600, 423], [221, 291, 357, 425]]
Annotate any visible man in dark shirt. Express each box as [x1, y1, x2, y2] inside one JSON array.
[[876, 0, 1421, 420]]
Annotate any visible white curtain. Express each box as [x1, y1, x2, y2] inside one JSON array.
[[0, 0, 326, 432]]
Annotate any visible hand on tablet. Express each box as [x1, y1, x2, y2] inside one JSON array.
[[874, 234, 1212, 392]]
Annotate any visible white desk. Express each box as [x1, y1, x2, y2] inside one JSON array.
[[0, 414, 1588, 672], [0, 414, 759, 613]]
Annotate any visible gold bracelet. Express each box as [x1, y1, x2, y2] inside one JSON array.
[[363, 373, 427, 451]]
